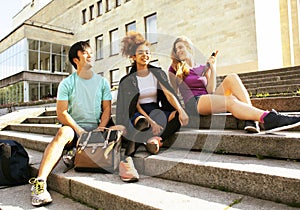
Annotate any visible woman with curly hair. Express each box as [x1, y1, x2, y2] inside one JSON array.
[[116, 31, 189, 157], [169, 36, 300, 133]]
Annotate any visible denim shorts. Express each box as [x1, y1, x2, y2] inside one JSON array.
[[62, 125, 98, 150], [185, 95, 202, 116], [131, 102, 172, 126]]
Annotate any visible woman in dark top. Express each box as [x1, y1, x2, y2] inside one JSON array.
[[116, 31, 188, 156]]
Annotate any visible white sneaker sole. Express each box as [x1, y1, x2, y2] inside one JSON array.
[[32, 198, 52, 206], [244, 126, 260, 133]]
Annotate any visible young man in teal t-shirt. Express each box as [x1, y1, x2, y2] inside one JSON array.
[[29, 41, 139, 206]]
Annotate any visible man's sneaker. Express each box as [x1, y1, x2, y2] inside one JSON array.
[[244, 120, 260, 133], [263, 110, 300, 132], [29, 178, 52, 206], [119, 157, 139, 183]]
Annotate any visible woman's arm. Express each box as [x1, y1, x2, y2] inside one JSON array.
[[205, 56, 217, 94], [159, 82, 189, 126]]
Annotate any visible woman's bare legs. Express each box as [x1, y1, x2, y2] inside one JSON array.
[[197, 94, 264, 121], [214, 73, 251, 105], [197, 73, 265, 121]]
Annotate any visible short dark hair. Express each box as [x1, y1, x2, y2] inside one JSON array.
[[68, 41, 91, 69]]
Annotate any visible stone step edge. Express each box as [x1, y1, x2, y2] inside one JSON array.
[[166, 129, 300, 159], [1, 128, 300, 160], [140, 149, 300, 206], [27, 149, 299, 210]]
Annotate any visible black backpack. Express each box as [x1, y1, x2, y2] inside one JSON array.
[[0, 140, 30, 186]]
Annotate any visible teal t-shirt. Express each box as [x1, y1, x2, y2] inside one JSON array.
[[57, 72, 112, 130]]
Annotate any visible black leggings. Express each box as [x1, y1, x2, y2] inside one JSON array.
[[125, 112, 181, 156]]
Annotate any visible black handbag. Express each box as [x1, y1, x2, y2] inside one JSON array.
[[74, 128, 122, 173]]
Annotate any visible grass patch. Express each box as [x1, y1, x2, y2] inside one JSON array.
[[224, 197, 244, 210], [255, 154, 265, 160]]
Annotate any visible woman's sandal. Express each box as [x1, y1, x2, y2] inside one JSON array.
[[146, 136, 163, 155]]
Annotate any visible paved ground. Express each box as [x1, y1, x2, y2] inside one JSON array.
[[0, 103, 56, 116], [0, 184, 94, 210]]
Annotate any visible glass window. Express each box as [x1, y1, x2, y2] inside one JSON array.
[[96, 35, 104, 60], [28, 39, 39, 50], [62, 45, 71, 73], [51, 55, 60, 72], [52, 43, 61, 55], [145, 13, 157, 43], [40, 41, 50, 52], [29, 51, 38, 70], [97, 0, 103, 16], [126, 21, 136, 32], [110, 29, 119, 55], [29, 82, 39, 101], [110, 69, 120, 88], [116, 0, 121, 7], [89, 5, 94, 20], [82, 9, 87, 24]]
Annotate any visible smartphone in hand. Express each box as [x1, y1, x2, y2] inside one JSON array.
[[202, 50, 219, 76]]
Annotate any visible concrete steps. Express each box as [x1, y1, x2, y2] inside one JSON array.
[[217, 66, 300, 97], [251, 96, 300, 112], [2, 126, 300, 160], [24, 116, 59, 124], [26, 149, 299, 210], [247, 84, 299, 97], [141, 150, 300, 205], [0, 97, 300, 209], [217, 66, 300, 82]]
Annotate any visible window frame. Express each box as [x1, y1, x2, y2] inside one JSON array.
[[82, 9, 87, 24], [125, 21, 136, 32], [145, 13, 158, 44], [97, 0, 103, 16], [109, 28, 119, 56], [95, 35, 104, 60], [89, 5, 94, 21]]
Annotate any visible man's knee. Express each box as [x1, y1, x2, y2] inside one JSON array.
[[55, 126, 75, 144]]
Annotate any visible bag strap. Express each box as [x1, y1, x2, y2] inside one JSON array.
[[80, 132, 92, 150], [96, 127, 122, 148]]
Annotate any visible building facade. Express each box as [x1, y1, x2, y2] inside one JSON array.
[[0, 0, 299, 105]]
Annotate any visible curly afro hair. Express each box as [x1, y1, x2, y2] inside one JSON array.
[[121, 31, 151, 57]]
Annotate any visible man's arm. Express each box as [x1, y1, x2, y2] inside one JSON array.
[[98, 100, 111, 128], [56, 100, 85, 135]]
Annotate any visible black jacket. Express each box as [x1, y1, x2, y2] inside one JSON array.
[[116, 64, 179, 139]]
